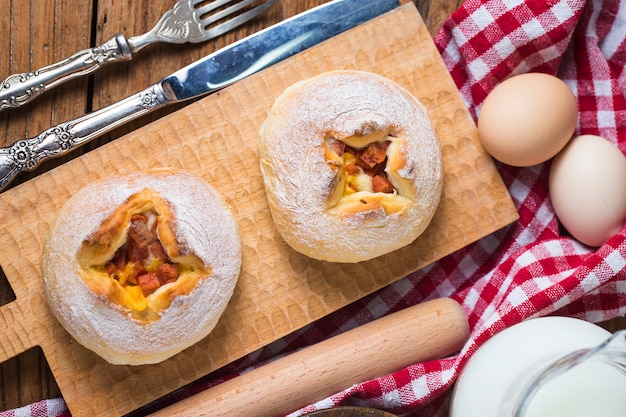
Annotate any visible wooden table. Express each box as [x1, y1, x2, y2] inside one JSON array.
[[0, 0, 623, 412]]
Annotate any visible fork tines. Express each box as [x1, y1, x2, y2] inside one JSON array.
[[196, 0, 278, 36]]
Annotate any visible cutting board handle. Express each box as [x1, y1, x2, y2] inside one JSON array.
[[149, 297, 470, 417]]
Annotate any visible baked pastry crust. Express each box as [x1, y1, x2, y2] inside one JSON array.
[[258, 70, 442, 263], [42, 169, 241, 365]]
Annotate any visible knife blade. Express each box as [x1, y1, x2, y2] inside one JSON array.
[[0, 0, 400, 191], [163, 0, 400, 99]]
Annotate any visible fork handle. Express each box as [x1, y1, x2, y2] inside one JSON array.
[[0, 82, 172, 191], [0, 33, 133, 112]]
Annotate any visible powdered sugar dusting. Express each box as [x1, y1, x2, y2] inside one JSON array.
[[42, 169, 242, 365], [258, 71, 443, 262]]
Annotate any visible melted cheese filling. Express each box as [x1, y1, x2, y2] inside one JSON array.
[[324, 130, 415, 215], [76, 189, 209, 322], [342, 152, 374, 195]]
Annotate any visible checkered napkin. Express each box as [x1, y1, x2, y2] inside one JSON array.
[[3, 0, 626, 416]]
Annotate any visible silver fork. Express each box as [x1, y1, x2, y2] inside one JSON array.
[[0, 0, 276, 112]]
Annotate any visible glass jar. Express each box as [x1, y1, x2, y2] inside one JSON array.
[[450, 316, 626, 417]]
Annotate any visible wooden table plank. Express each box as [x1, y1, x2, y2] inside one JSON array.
[[0, 1, 462, 410], [2, 4, 516, 414], [1, 0, 624, 413], [0, 0, 464, 410], [0, 0, 93, 409]]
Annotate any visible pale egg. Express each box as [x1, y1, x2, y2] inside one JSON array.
[[549, 135, 626, 247], [478, 73, 578, 167]]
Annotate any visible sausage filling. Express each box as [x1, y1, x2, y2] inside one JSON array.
[[327, 137, 396, 195], [76, 189, 208, 321], [104, 211, 179, 297], [324, 130, 417, 216]]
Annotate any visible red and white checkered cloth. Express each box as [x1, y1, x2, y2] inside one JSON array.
[[3, 0, 626, 416]]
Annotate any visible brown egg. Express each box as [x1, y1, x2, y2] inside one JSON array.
[[549, 135, 626, 247], [478, 73, 578, 167]]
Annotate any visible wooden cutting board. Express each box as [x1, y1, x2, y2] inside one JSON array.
[[0, 4, 518, 416]]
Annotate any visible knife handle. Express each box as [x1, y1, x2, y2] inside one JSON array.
[[0, 34, 133, 112], [148, 297, 470, 417], [0, 82, 171, 191]]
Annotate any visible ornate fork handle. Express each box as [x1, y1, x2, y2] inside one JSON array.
[[0, 34, 133, 111], [0, 1, 201, 111], [0, 0, 277, 111], [0, 82, 172, 190]]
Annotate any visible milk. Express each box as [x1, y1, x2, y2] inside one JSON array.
[[449, 317, 625, 417], [523, 360, 626, 417]]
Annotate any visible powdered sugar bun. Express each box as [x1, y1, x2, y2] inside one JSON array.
[[258, 70, 442, 263], [42, 168, 241, 365]]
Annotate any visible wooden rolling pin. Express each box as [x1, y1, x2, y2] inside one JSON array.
[[149, 297, 470, 417]]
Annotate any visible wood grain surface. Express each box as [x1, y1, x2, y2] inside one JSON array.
[[0, 4, 518, 415], [0, 0, 623, 414], [0, 1, 466, 411]]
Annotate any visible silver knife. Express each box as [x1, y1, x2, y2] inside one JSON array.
[[0, 0, 399, 191]]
